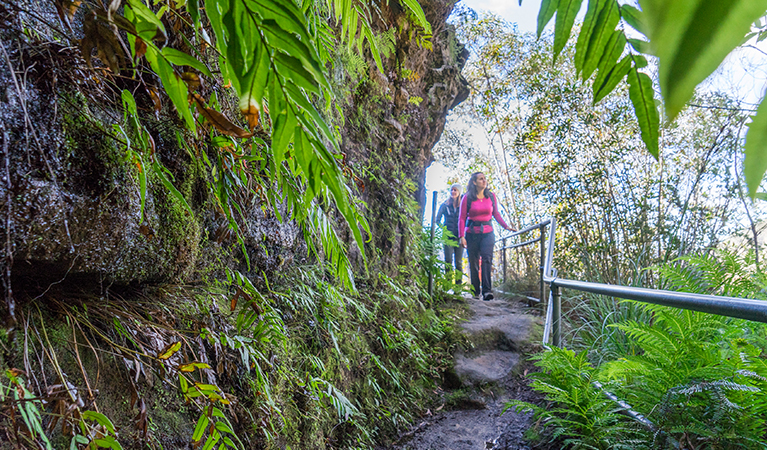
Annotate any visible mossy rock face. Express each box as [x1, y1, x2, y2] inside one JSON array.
[[1, 0, 468, 288], [3, 83, 202, 288], [0, 39, 304, 290], [338, 0, 470, 271]]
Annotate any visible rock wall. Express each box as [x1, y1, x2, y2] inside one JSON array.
[[0, 0, 468, 307], [343, 0, 469, 269]]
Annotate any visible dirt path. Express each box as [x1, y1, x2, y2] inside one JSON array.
[[389, 293, 543, 450]]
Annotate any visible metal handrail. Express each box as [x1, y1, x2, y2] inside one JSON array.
[[498, 217, 767, 347], [497, 216, 767, 441]]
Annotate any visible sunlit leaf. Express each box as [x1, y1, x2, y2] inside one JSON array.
[[250, 0, 312, 43], [553, 0, 583, 60], [398, 0, 432, 33], [593, 55, 631, 104], [362, 25, 384, 73], [283, 81, 334, 143], [273, 52, 321, 94], [271, 107, 297, 168], [201, 432, 220, 450], [620, 4, 646, 36], [145, 47, 195, 132], [260, 19, 326, 83], [627, 38, 650, 54], [187, 0, 200, 26], [214, 421, 233, 434], [579, 0, 620, 81], [744, 98, 767, 196], [126, 0, 167, 43], [640, 0, 767, 120], [574, 0, 607, 74], [82, 411, 117, 434], [163, 47, 213, 78], [93, 436, 122, 450], [537, 0, 559, 38], [627, 65, 659, 157], [179, 362, 212, 372], [157, 341, 182, 360], [192, 413, 209, 441], [593, 28, 625, 78]]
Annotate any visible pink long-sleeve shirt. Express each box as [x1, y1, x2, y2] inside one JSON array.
[[458, 192, 509, 238]]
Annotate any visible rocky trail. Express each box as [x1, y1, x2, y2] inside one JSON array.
[[390, 292, 544, 450]]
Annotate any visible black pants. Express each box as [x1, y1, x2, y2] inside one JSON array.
[[466, 231, 494, 296], [444, 244, 463, 283]]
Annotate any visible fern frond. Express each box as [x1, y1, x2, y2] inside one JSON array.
[[612, 321, 678, 362]]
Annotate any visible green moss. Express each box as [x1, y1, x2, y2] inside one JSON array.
[[59, 92, 127, 194], [149, 171, 202, 281]]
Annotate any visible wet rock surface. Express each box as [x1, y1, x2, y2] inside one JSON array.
[[388, 293, 542, 450]]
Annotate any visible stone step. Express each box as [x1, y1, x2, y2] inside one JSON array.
[[452, 294, 537, 386], [454, 349, 521, 385]]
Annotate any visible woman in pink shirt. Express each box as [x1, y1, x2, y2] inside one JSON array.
[[458, 172, 515, 301]]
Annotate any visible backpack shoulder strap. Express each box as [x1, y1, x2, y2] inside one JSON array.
[[466, 190, 495, 215]]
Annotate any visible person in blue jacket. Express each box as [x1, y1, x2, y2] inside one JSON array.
[[435, 183, 464, 284]]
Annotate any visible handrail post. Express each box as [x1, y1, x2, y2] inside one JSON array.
[[428, 191, 437, 298], [539, 224, 545, 310], [552, 283, 561, 347], [502, 237, 507, 286]]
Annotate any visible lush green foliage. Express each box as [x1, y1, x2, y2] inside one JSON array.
[[507, 348, 643, 450], [532, 0, 767, 196], [48, 0, 434, 289], [442, 12, 754, 284], [516, 251, 767, 448], [0, 263, 464, 449]]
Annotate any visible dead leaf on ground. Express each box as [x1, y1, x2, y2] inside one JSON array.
[[133, 398, 148, 439], [147, 86, 162, 118], [192, 94, 253, 138], [139, 223, 155, 239], [241, 102, 260, 130], [229, 289, 240, 311]]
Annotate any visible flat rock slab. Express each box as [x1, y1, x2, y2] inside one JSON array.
[[393, 406, 532, 450], [461, 297, 533, 346], [455, 350, 520, 385]]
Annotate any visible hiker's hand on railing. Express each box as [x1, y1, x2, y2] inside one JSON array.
[[504, 225, 516, 232]]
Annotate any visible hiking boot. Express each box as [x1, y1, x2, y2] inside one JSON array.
[[483, 292, 494, 301]]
